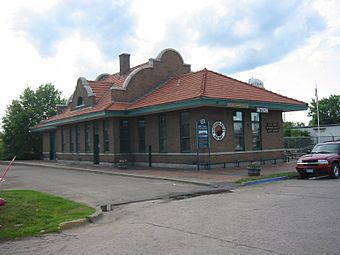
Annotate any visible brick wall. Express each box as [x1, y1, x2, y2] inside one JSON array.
[[46, 107, 284, 166]]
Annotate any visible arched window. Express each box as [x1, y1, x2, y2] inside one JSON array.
[[77, 96, 83, 106]]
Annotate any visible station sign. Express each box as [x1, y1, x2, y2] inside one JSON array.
[[196, 119, 210, 149], [256, 107, 269, 113]]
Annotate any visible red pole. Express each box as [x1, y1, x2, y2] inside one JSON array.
[[0, 156, 16, 183]]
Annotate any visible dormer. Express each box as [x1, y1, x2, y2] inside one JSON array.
[[70, 77, 96, 110]]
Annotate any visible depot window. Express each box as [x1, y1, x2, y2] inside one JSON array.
[[61, 126, 65, 152], [180, 112, 190, 152], [77, 96, 84, 106], [103, 119, 110, 152], [120, 119, 130, 153], [251, 112, 261, 150], [138, 119, 146, 153], [85, 123, 92, 153], [75, 124, 80, 153], [233, 111, 244, 151], [70, 127, 74, 153], [159, 115, 167, 153]]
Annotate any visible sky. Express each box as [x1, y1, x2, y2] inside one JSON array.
[[0, 0, 339, 127]]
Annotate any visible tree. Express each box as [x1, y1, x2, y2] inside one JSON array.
[[283, 121, 309, 137], [2, 84, 64, 159], [308, 94, 340, 125], [0, 131, 3, 159]]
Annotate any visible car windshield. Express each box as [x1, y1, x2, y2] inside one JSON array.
[[311, 144, 339, 154]]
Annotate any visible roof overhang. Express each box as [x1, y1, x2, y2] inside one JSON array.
[[31, 97, 308, 132], [126, 97, 308, 116]]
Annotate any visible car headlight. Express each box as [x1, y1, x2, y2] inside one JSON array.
[[297, 159, 302, 164], [318, 159, 329, 164]]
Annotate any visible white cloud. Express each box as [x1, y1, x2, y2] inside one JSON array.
[[0, 0, 339, 128], [0, 5, 114, 123]]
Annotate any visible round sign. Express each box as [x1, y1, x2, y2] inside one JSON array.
[[211, 121, 226, 141]]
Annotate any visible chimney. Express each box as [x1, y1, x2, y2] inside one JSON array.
[[119, 53, 130, 75]]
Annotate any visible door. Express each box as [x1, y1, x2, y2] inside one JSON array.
[[49, 130, 56, 160], [93, 134, 100, 164]]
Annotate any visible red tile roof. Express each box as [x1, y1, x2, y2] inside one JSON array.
[[33, 68, 306, 128], [127, 69, 305, 110], [88, 81, 112, 103], [101, 63, 148, 88]]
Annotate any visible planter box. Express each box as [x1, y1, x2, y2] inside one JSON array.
[[117, 160, 128, 169], [247, 168, 261, 176]]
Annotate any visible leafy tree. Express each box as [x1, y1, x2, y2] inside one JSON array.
[[308, 94, 340, 125], [0, 131, 3, 159], [2, 84, 64, 159], [283, 121, 309, 137]]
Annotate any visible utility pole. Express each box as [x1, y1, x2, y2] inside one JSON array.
[[315, 85, 320, 143]]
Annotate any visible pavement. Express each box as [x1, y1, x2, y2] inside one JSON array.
[[1, 159, 298, 186], [0, 159, 301, 242]]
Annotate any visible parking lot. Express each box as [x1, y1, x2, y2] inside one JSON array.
[[1, 164, 220, 207]]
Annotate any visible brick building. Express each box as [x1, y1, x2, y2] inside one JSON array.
[[32, 48, 307, 168]]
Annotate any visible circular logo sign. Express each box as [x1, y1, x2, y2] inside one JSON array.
[[211, 121, 226, 141]]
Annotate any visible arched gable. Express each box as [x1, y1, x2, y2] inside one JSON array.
[[111, 48, 191, 102]]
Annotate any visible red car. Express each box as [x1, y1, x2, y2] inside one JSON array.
[[296, 141, 340, 179]]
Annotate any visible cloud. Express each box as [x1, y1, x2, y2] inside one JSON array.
[[14, 0, 134, 57], [127, 0, 326, 74], [194, 0, 326, 73], [0, 0, 338, 126]]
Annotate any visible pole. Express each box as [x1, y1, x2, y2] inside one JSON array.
[[148, 145, 152, 167], [0, 156, 16, 183], [315, 85, 320, 143]]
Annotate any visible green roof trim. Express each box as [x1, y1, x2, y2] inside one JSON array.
[[31, 97, 307, 131], [128, 97, 308, 115]]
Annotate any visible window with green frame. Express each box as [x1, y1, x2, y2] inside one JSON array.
[[85, 123, 92, 152], [75, 124, 80, 153], [233, 111, 244, 151], [159, 115, 167, 153], [69, 127, 74, 153], [251, 112, 261, 150], [180, 112, 190, 152], [103, 119, 110, 152], [120, 119, 130, 153], [61, 126, 65, 152], [138, 119, 146, 153]]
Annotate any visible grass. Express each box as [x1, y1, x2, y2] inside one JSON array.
[[0, 190, 95, 241], [235, 171, 299, 184]]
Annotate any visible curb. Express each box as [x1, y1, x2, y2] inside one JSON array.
[[2, 161, 213, 187], [58, 207, 103, 231], [242, 176, 289, 186]]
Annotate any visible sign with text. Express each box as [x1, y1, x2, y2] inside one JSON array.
[[256, 107, 269, 113], [196, 119, 210, 149], [211, 121, 226, 141], [265, 122, 280, 133], [227, 103, 249, 109]]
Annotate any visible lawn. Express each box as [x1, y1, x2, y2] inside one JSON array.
[[0, 190, 95, 241]]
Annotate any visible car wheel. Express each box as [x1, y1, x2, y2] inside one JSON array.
[[329, 163, 339, 179], [299, 172, 309, 179]]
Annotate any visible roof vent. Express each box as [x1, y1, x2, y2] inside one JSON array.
[[248, 78, 264, 88]]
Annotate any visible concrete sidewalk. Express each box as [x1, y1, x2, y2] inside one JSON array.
[[2, 159, 298, 185]]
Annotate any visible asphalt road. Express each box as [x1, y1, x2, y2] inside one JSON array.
[[1, 177, 340, 254], [0, 165, 214, 207]]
